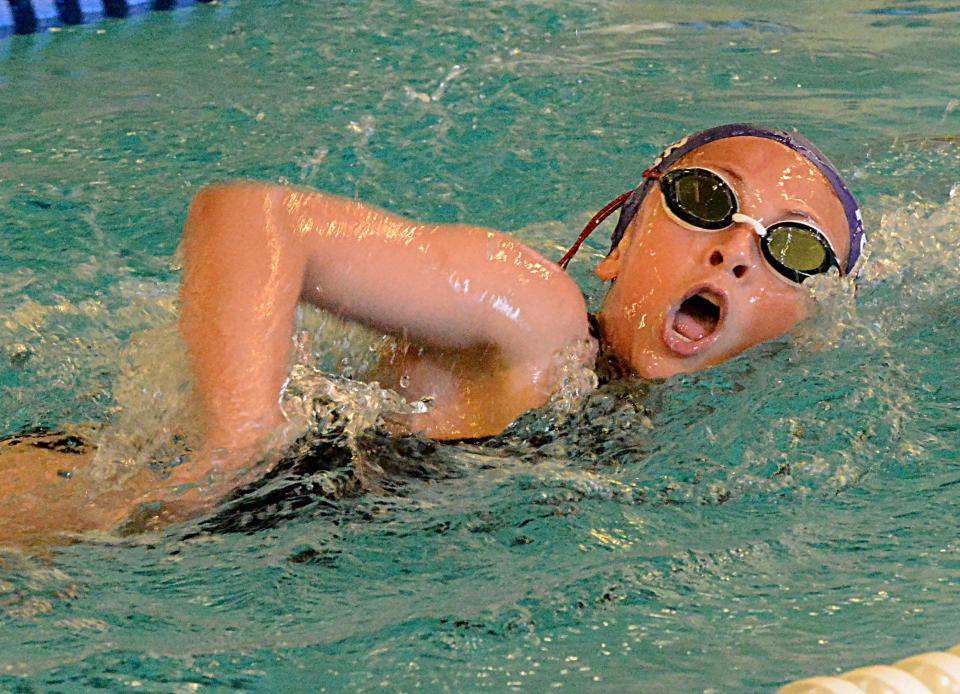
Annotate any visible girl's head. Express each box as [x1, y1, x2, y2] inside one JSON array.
[[563, 124, 864, 378]]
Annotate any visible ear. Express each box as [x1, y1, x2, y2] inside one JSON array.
[[594, 237, 629, 282]]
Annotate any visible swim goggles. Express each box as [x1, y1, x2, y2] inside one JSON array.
[[559, 167, 841, 285]]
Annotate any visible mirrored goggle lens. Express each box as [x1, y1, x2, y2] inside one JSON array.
[[762, 222, 837, 283], [661, 169, 737, 230]]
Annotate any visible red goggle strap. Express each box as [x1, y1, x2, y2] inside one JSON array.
[[557, 190, 633, 270]]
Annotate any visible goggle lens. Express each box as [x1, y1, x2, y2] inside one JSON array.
[[761, 222, 835, 282], [661, 169, 736, 229]]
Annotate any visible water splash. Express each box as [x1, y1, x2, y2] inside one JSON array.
[[89, 322, 200, 483], [2, 186, 957, 530], [461, 191, 960, 513]]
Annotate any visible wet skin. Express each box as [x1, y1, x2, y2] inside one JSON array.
[[0, 135, 854, 545], [594, 137, 851, 379]]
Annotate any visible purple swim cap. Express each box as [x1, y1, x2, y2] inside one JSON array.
[[606, 123, 865, 272]]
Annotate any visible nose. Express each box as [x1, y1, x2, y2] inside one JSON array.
[[707, 223, 759, 280]]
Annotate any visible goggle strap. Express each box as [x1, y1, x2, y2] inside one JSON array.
[[558, 190, 633, 270], [641, 167, 662, 180]]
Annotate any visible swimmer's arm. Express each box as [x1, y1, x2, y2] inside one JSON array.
[[290, 192, 592, 439], [179, 182, 590, 450], [179, 183, 305, 458]]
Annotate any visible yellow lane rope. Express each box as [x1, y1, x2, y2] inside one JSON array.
[[779, 643, 960, 694]]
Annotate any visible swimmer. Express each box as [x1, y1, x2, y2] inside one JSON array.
[[0, 123, 864, 544]]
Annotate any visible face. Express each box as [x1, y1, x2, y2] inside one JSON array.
[[595, 136, 851, 379]]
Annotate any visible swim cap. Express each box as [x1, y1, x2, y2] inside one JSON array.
[[609, 123, 865, 272]]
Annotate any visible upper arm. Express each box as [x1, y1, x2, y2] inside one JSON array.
[[282, 192, 590, 365], [282, 194, 592, 437], [178, 182, 306, 451]]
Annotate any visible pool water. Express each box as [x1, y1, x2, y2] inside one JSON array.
[[1, 0, 959, 690]]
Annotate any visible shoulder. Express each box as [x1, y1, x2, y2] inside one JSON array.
[[441, 226, 590, 358], [190, 180, 281, 205]]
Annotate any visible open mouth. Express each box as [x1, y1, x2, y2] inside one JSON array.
[[663, 287, 725, 356], [674, 292, 721, 341]]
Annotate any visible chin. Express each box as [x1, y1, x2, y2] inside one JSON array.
[[623, 345, 708, 379], [626, 335, 751, 379], [632, 356, 706, 380]]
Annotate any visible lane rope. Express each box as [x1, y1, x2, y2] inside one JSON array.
[[780, 643, 960, 693], [1, 0, 218, 38]]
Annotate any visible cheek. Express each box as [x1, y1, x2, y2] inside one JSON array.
[[623, 223, 704, 291], [739, 289, 810, 344]]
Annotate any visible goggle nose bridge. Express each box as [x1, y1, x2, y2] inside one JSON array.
[[730, 212, 768, 237]]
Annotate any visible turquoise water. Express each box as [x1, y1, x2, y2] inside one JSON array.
[[1, 0, 959, 690]]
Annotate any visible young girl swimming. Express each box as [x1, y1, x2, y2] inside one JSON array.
[[0, 123, 864, 544]]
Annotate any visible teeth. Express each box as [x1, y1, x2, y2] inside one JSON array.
[[699, 292, 720, 307]]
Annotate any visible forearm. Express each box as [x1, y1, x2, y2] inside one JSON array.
[[179, 183, 305, 453]]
